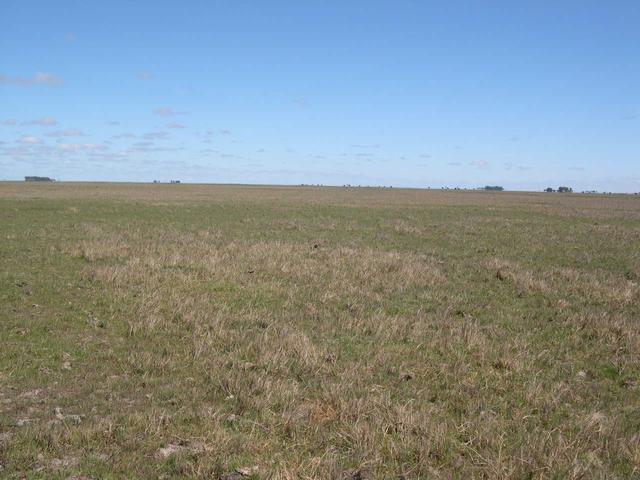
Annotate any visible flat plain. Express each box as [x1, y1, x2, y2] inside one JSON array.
[[1, 182, 639, 479]]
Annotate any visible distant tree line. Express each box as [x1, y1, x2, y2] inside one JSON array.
[[25, 176, 54, 182], [484, 185, 504, 191], [545, 186, 573, 193]]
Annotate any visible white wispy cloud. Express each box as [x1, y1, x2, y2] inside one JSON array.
[[154, 107, 187, 116], [504, 162, 531, 171], [154, 107, 174, 116], [18, 135, 41, 144], [46, 128, 84, 137], [0, 72, 62, 86], [58, 143, 106, 152], [469, 160, 489, 169], [166, 123, 186, 129], [1, 119, 17, 126], [26, 117, 58, 126], [143, 131, 169, 140], [351, 144, 380, 149], [293, 98, 307, 108], [127, 141, 184, 153]]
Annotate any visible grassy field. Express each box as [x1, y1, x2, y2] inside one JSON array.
[[1, 182, 639, 479]]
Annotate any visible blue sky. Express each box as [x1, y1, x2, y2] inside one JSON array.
[[1, 1, 639, 191]]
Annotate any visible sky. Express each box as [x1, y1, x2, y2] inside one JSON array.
[[1, 1, 639, 191]]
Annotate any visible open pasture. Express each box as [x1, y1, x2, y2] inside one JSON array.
[[1, 183, 639, 478]]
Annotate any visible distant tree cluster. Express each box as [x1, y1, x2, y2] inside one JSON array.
[[484, 185, 504, 191], [25, 176, 54, 182], [545, 186, 573, 193]]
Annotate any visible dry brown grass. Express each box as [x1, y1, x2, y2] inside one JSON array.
[[1, 183, 639, 478]]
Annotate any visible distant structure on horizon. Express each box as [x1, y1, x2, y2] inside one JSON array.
[[483, 185, 504, 191], [25, 176, 54, 182]]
